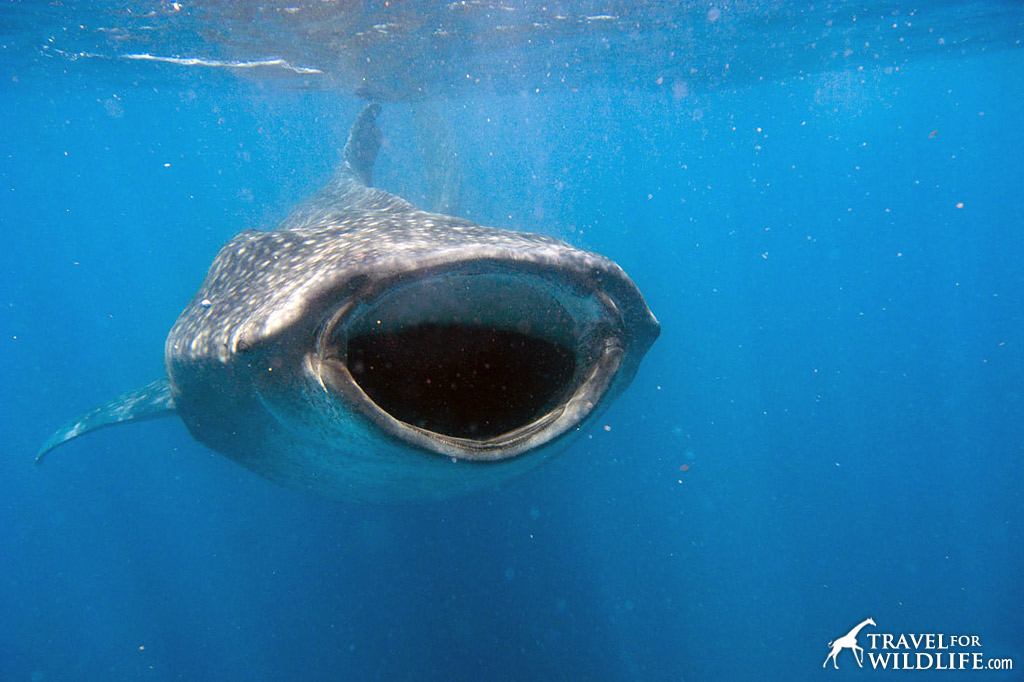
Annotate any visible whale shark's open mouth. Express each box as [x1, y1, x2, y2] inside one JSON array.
[[347, 324, 576, 439], [315, 262, 629, 461]]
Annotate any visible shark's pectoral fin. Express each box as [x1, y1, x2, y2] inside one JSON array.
[[36, 378, 176, 463]]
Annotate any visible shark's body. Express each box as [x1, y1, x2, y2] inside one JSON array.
[[38, 104, 659, 502]]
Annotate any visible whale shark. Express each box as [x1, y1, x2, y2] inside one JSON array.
[[37, 104, 659, 501]]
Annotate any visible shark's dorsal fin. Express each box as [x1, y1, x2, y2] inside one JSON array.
[[280, 103, 415, 228], [340, 102, 382, 187], [36, 378, 176, 463]]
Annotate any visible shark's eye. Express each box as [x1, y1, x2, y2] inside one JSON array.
[[347, 323, 576, 439]]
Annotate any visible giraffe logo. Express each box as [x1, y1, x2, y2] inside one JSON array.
[[823, 618, 876, 669]]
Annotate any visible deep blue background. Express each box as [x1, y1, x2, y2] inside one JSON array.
[[2, 49, 1022, 680]]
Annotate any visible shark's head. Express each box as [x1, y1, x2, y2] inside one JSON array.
[[164, 213, 658, 500], [307, 226, 659, 462]]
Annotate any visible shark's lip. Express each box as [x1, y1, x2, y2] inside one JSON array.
[[311, 257, 647, 462]]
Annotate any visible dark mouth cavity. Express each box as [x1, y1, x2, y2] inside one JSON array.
[[338, 271, 585, 441], [347, 324, 576, 439]]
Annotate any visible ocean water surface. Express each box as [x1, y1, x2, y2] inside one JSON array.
[[2, 2, 1023, 680]]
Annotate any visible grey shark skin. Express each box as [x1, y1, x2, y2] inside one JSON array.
[[38, 104, 659, 502]]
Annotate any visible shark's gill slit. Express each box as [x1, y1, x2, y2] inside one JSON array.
[[338, 269, 586, 441]]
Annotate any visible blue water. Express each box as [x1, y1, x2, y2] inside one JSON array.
[[2, 4, 1023, 680]]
